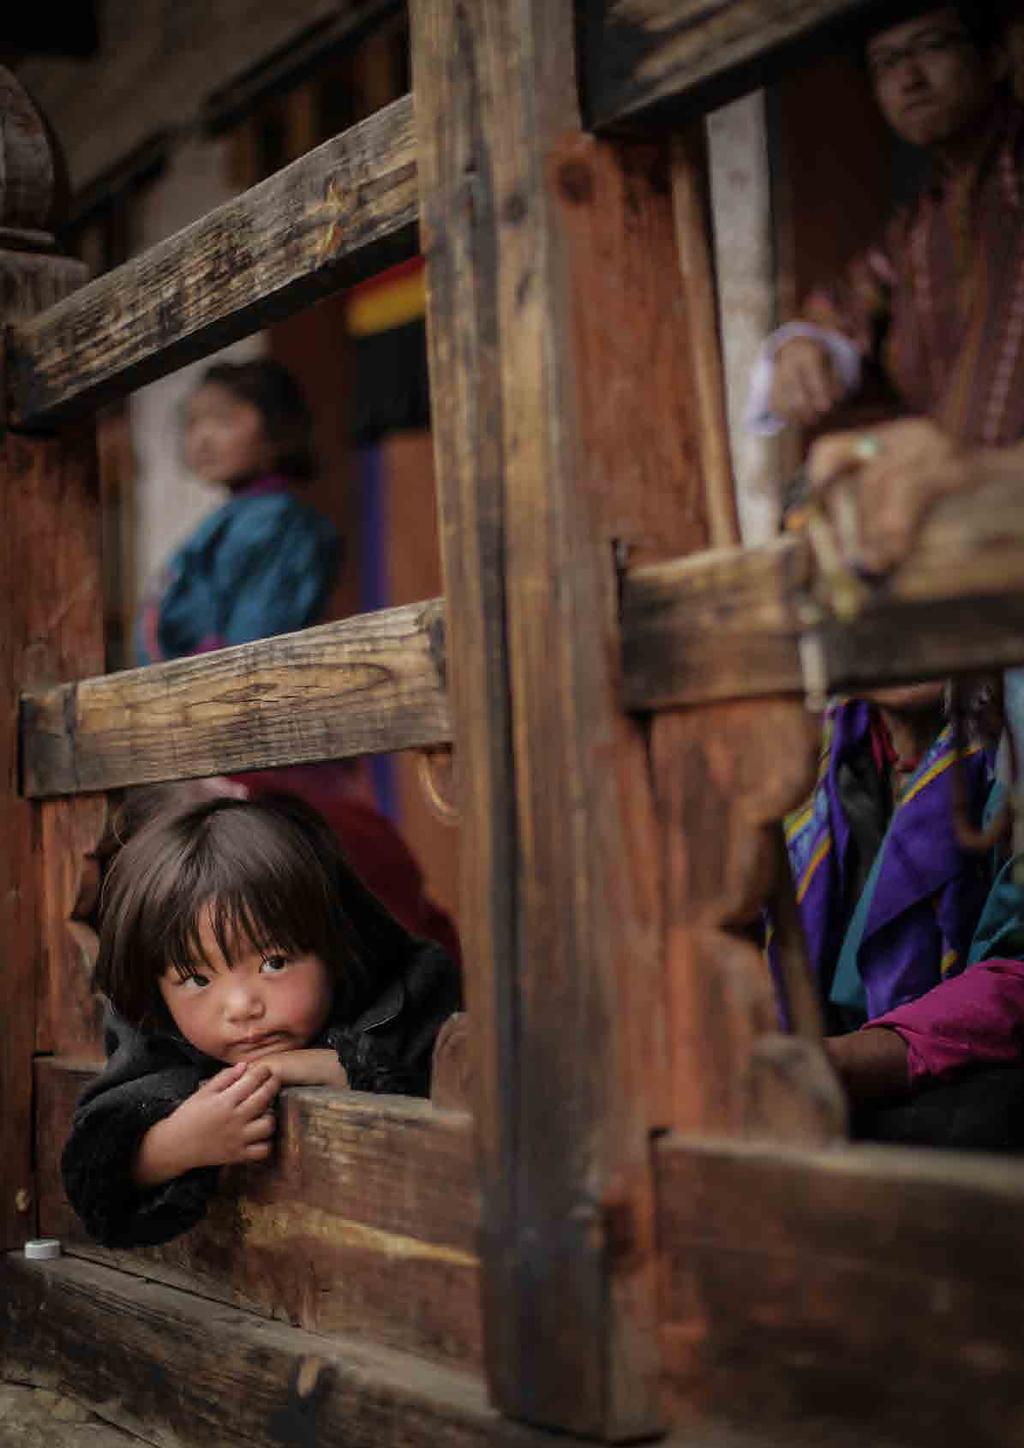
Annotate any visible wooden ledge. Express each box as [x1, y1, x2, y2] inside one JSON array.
[[580, 0, 890, 131], [624, 474, 1024, 710], [20, 478, 1024, 799], [5, 95, 417, 427], [35, 1056, 479, 1368], [21, 598, 449, 798], [1, 1252, 503, 1448]]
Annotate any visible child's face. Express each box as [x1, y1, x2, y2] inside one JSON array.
[[184, 382, 276, 488], [158, 902, 332, 1063]]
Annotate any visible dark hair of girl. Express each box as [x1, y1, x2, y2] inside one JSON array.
[[94, 794, 409, 1029], [200, 358, 317, 482]]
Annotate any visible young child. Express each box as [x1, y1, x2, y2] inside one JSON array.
[[136, 357, 339, 666], [62, 794, 461, 1250]]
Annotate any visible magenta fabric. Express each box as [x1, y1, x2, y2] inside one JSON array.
[[871, 958, 1024, 1086]]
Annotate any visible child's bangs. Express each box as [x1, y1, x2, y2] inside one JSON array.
[[165, 887, 313, 981], [162, 810, 330, 979]]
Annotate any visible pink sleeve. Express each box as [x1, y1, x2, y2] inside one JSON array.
[[869, 959, 1024, 1087]]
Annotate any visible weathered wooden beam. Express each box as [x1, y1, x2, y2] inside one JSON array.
[[655, 1134, 1024, 1447], [624, 475, 1024, 709], [6, 95, 418, 428], [36, 1057, 480, 1368], [0, 1253, 510, 1448], [413, 0, 713, 1437], [21, 598, 449, 798], [580, 0, 889, 131], [0, 68, 102, 1252]]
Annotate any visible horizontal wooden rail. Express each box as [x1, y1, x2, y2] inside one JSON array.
[[36, 1058, 480, 1368], [624, 475, 1024, 709], [656, 1134, 1024, 1446], [21, 599, 449, 798], [20, 478, 1024, 798], [5, 95, 417, 427], [28, 1063, 1024, 1448], [581, 0, 888, 131]]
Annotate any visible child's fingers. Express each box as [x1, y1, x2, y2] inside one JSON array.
[[222, 1063, 274, 1106], [203, 1062, 248, 1093], [242, 1112, 277, 1143], [235, 1074, 281, 1118], [243, 1140, 273, 1161]]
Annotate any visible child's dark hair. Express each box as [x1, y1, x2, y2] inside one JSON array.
[[94, 794, 407, 1029], [200, 358, 316, 482]]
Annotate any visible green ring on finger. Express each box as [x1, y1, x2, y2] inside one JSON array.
[[853, 434, 881, 461]]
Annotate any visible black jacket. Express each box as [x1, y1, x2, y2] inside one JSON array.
[[61, 938, 459, 1249]]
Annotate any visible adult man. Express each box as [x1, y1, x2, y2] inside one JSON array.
[[748, 3, 1020, 463]]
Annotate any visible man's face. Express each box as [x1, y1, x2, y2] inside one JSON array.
[[867, 9, 1000, 148]]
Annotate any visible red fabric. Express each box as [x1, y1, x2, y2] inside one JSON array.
[[237, 769, 461, 970], [871, 957, 1024, 1086]]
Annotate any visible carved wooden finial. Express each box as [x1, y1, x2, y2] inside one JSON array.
[[0, 67, 67, 247]]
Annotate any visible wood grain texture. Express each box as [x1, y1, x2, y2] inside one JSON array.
[[651, 700, 846, 1145], [414, 0, 713, 1436], [36, 1058, 481, 1368], [0, 226, 99, 1249], [6, 96, 418, 427], [581, 0, 890, 130], [410, 0, 526, 1423], [36, 798, 107, 1059], [655, 1135, 1024, 1448], [0, 1253, 517, 1448], [626, 473, 1024, 709], [670, 126, 739, 548], [21, 598, 450, 798]]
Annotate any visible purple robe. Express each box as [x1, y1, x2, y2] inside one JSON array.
[[782, 701, 993, 1021]]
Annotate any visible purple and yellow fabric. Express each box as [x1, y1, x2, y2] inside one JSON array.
[[782, 700, 993, 1023]]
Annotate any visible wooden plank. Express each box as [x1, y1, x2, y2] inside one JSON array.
[[22, 471, 1024, 807], [655, 1135, 1024, 1448], [36, 1057, 481, 1368], [6, 95, 418, 428], [580, 0, 889, 131], [625, 474, 1024, 710], [0, 1253, 515, 1448], [670, 125, 739, 548], [21, 597, 450, 798], [650, 701, 845, 1145], [0, 76, 103, 1249], [621, 538, 808, 709], [0, 1253, 815, 1448], [413, 0, 711, 1437]]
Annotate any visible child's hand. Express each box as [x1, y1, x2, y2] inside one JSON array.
[[260, 1048, 348, 1089], [132, 1063, 280, 1187]]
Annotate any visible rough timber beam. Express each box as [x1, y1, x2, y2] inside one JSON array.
[[5, 95, 417, 427], [21, 478, 1024, 800], [20, 599, 449, 799], [580, 0, 892, 131]]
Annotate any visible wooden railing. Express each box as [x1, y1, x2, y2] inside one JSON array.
[[6, 3, 1024, 1446], [21, 475, 1024, 797]]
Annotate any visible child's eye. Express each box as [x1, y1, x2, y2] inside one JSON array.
[[260, 954, 290, 974], [181, 972, 210, 990]]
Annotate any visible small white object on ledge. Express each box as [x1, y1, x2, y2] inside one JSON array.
[[24, 1238, 61, 1260]]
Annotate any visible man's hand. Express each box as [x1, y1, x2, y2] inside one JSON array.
[[260, 1048, 348, 1089], [132, 1062, 279, 1187], [824, 1028, 911, 1104], [770, 336, 844, 426], [807, 416, 976, 572]]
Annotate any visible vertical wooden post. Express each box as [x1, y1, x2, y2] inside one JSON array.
[[0, 69, 102, 1248], [412, 4, 710, 1436]]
